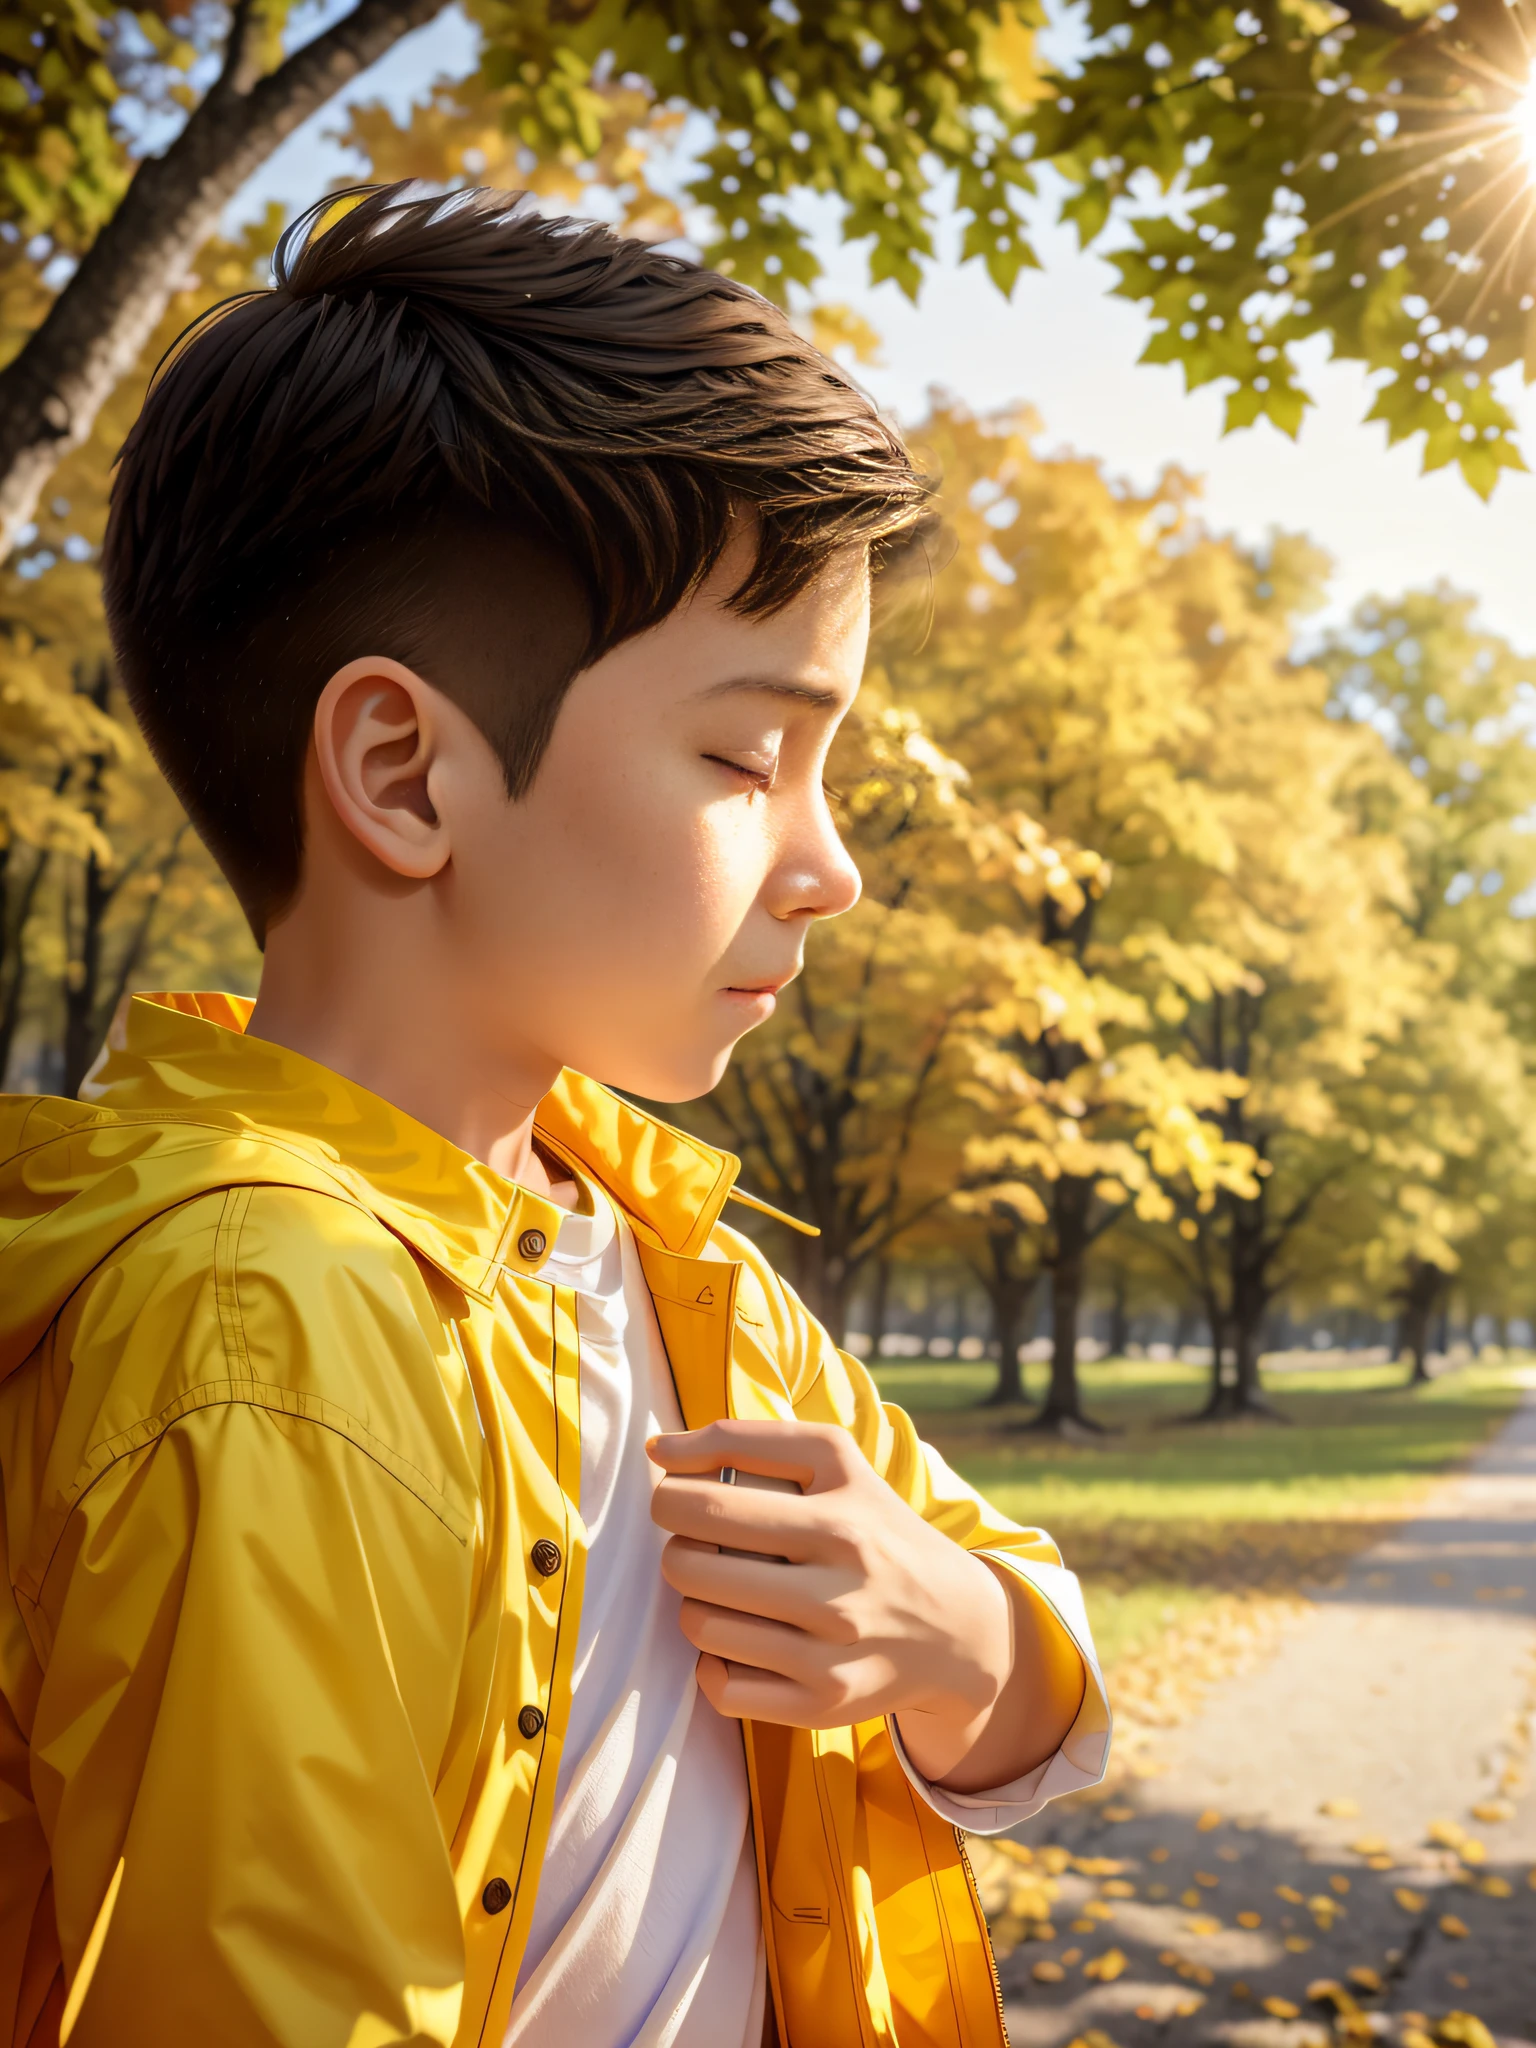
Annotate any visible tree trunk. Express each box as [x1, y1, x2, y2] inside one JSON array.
[[1108, 1273, 1129, 1361], [1399, 1259, 1449, 1386], [978, 1227, 1036, 1407], [864, 1259, 892, 1364], [1197, 1298, 1231, 1416], [1023, 1180, 1099, 1431], [0, 0, 450, 558]]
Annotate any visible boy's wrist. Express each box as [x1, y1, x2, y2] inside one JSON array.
[[893, 1550, 1015, 1785]]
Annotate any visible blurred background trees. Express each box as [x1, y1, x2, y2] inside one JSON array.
[[5, 0, 1536, 1421]]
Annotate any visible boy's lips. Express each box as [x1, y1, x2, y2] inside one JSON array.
[[721, 973, 793, 1005]]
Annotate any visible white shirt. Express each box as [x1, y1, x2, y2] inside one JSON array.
[[506, 1182, 1110, 2048]]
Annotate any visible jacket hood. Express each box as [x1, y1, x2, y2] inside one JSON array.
[[0, 990, 749, 1386]]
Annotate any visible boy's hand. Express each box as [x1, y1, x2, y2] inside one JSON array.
[[647, 1418, 1082, 1793]]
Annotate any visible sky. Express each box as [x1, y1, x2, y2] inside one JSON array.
[[226, 7, 1536, 650]]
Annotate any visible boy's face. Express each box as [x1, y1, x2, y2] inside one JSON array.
[[435, 537, 868, 1100]]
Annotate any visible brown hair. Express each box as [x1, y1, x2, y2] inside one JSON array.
[[103, 183, 930, 939]]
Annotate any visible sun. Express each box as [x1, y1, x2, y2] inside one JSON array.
[[1514, 80, 1536, 172]]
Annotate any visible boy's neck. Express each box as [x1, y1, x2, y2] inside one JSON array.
[[246, 961, 579, 1210]]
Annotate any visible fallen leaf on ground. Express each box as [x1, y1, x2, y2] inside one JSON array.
[[1437, 2015, 1497, 2048], [1237, 1911, 1263, 1928], [1185, 1916, 1221, 1937], [1064, 2032, 1119, 2048], [1350, 1836, 1388, 1856], [1231, 1982, 1252, 2000], [1346, 1968, 1382, 1993], [1263, 1997, 1300, 2019], [1470, 1799, 1513, 1824], [1285, 1935, 1313, 1953], [1439, 1914, 1469, 1938], [1329, 1876, 1351, 1894], [1427, 1820, 1466, 1849], [1458, 1840, 1486, 1865], [1320, 1798, 1360, 1818], [1084, 1949, 1127, 1982], [1031, 1960, 1065, 1983], [1431, 1572, 1453, 1587], [1174, 1995, 1204, 2017], [1197, 1809, 1222, 1831], [1195, 1871, 1220, 1888], [1276, 1885, 1305, 1904], [1101, 1880, 1136, 1898], [1180, 1889, 1201, 1907], [1395, 1888, 1427, 1912], [1448, 1973, 1469, 1991], [1082, 1900, 1115, 1921], [1102, 1805, 1134, 1822], [1478, 1874, 1511, 1897], [1061, 1948, 1082, 1966]]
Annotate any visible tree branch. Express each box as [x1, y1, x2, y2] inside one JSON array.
[[0, 0, 451, 558]]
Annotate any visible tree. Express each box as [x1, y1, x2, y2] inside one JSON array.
[[0, 0, 1049, 556], [0, 220, 270, 1088], [1020, 0, 1536, 493], [885, 402, 1258, 1428], [1115, 526, 1437, 1415], [1323, 585, 1536, 1380]]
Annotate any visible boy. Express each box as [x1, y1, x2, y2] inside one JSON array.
[[0, 185, 1108, 2048]]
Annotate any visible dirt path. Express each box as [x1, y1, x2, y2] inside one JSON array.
[[979, 1386, 1536, 2048]]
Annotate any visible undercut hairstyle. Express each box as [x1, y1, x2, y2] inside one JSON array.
[[103, 182, 932, 940]]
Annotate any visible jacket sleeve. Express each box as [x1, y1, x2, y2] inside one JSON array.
[[22, 1189, 479, 2048], [730, 1234, 1111, 1805]]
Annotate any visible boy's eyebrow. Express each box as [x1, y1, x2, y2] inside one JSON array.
[[699, 675, 846, 710]]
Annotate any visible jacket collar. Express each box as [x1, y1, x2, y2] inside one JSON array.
[[82, 993, 740, 1303]]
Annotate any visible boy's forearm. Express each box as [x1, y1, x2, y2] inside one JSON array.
[[894, 1559, 1087, 1795]]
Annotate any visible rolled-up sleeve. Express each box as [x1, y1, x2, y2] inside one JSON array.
[[889, 1552, 1111, 1832]]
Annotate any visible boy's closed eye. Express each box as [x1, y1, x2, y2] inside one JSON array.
[[704, 749, 779, 793]]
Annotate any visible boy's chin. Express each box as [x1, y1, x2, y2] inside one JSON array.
[[594, 1037, 740, 1107]]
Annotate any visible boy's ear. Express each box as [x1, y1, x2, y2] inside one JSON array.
[[312, 658, 450, 880]]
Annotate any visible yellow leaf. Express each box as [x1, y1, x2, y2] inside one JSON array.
[[1438, 1914, 1469, 1939], [1470, 1800, 1514, 1824], [1032, 1959, 1065, 1983], [1263, 1998, 1300, 2019], [1394, 1888, 1427, 1912], [1237, 1911, 1263, 1928], [1319, 1797, 1360, 1818], [1084, 1948, 1128, 1982]]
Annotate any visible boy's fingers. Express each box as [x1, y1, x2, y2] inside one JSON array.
[[694, 1654, 821, 1727], [677, 1599, 818, 1680], [645, 1418, 846, 1488], [650, 1473, 820, 1559], [660, 1536, 838, 1629]]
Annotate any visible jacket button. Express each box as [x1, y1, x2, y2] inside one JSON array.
[[482, 1877, 512, 1915], [518, 1704, 545, 1740], [518, 1228, 547, 1260], [530, 1538, 562, 1578]]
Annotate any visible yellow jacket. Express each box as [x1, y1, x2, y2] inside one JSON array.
[[0, 992, 1105, 2048]]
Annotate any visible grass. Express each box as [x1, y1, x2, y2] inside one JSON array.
[[874, 1353, 1528, 1669]]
